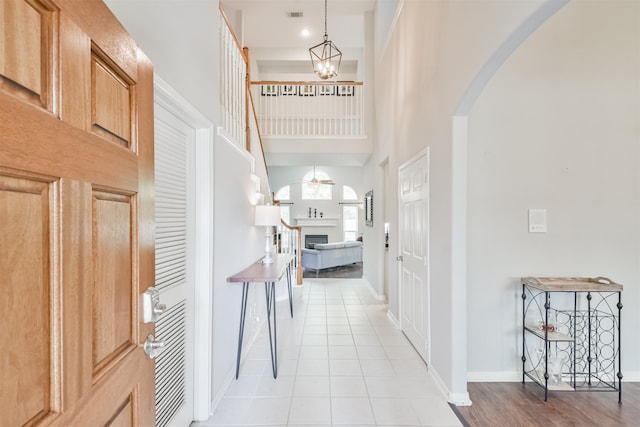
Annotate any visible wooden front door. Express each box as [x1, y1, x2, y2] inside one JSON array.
[[0, 0, 155, 425]]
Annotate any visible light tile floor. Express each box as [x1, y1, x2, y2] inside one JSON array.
[[193, 278, 462, 427]]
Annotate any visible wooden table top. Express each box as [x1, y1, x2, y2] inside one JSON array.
[[227, 254, 293, 283], [522, 276, 623, 292]]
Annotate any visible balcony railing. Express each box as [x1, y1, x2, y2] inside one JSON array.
[[219, 8, 247, 149], [251, 82, 365, 138]]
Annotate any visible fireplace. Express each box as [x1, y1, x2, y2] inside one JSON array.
[[305, 234, 328, 249]]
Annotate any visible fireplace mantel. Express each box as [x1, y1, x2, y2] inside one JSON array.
[[295, 217, 338, 227]]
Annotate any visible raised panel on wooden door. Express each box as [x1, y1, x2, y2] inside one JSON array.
[[107, 396, 134, 427], [91, 49, 134, 148], [0, 172, 55, 426], [92, 189, 136, 378], [0, 0, 55, 109]]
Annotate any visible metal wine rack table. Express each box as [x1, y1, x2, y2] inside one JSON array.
[[521, 277, 623, 402]]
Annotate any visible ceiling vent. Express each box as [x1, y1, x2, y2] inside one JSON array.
[[287, 10, 304, 18]]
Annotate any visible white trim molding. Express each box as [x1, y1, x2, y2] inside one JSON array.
[[217, 126, 256, 173], [362, 276, 386, 301], [430, 365, 472, 406], [386, 310, 400, 329], [468, 370, 640, 383], [467, 371, 521, 383]]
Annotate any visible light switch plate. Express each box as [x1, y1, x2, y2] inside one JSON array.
[[528, 209, 547, 233]]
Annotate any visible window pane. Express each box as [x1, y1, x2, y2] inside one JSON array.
[[343, 206, 358, 241], [301, 169, 333, 200], [344, 219, 357, 229], [280, 206, 290, 224], [302, 183, 332, 200], [275, 185, 290, 201]]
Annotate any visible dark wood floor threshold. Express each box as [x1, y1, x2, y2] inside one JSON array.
[[452, 382, 640, 427]]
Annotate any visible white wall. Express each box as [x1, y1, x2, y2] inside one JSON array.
[[374, 0, 401, 59], [374, 0, 554, 400], [359, 156, 385, 299], [211, 136, 269, 401], [105, 0, 220, 123], [467, 0, 640, 379]]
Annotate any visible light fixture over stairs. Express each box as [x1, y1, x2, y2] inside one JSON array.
[[309, 0, 342, 80]]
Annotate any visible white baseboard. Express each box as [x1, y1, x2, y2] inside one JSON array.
[[386, 310, 400, 328], [210, 370, 234, 417], [467, 370, 640, 382], [622, 371, 640, 381], [361, 275, 386, 301], [429, 365, 472, 406], [449, 392, 473, 406], [210, 317, 267, 415], [467, 371, 521, 382]]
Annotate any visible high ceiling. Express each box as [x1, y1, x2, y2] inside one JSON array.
[[221, 0, 374, 81], [221, 0, 374, 50]]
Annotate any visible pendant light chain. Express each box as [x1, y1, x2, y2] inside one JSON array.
[[324, 0, 328, 39]]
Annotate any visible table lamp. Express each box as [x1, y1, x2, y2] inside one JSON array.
[[254, 204, 281, 264]]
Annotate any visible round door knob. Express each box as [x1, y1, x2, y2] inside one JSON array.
[[143, 334, 165, 359]]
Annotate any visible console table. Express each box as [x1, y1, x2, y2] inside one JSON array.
[[227, 254, 293, 379]]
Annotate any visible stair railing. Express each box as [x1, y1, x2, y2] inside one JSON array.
[[277, 219, 303, 285]]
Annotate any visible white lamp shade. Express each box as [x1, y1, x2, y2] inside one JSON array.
[[255, 205, 281, 226]]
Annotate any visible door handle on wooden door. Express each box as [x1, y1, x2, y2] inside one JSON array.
[[396, 255, 404, 261]]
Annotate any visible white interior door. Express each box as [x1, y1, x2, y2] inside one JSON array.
[[153, 100, 196, 426], [398, 149, 430, 362]]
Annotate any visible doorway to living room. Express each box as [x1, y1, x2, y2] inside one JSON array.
[[302, 234, 364, 279]]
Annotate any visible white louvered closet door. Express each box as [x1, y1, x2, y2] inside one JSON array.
[[154, 103, 195, 427]]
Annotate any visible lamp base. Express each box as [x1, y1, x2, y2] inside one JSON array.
[[262, 231, 274, 264]]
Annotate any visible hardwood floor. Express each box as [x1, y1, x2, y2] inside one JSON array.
[[453, 382, 640, 427]]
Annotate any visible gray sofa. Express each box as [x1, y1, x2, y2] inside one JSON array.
[[301, 241, 363, 276]]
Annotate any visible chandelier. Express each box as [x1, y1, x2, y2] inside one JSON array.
[[309, 0, 342, 80]]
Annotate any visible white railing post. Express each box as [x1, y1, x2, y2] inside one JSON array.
[[278, 220, 303, 285]]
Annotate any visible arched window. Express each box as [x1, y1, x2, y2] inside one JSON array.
[[301, 169, 333, 200], [342, 185, 357, 200]]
